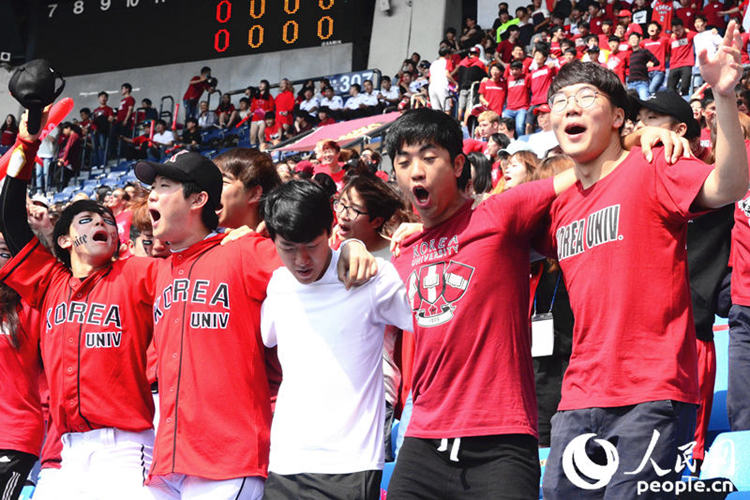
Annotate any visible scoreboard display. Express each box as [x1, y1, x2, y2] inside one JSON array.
[[36, 0, 355, 76]]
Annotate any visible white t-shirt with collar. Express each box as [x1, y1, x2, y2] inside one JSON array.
[[261, 250, 413, 474]]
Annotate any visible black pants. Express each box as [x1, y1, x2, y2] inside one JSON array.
[[667, 66, 693, 96], [0, 450, 36, 500], [388, 434, 539, 499], [263, 470, 381, 500]]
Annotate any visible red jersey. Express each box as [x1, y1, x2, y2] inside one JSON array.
[[251, 95, 275, 122], [183, 77, 212, 101], [730, 141, 750, 305], [506, 73, 531, 110], [274, 90, 296, 127], [549, 147, 711, 410], [529, 65, 557, 106], [496, 40, 515, 62], [606, 52, 629, 82], [92, 105, 114, 131], [392, 179, 557, 439], [550, 40, 563, 58], [670, 31, 696, 68], [0, 302, 43, 456], [462, 138, 488, 155], [264, 122, 282, 143], [0, 239, 158, 436], [590, 15, 606, 34], [149, 233, 281, 480], [641, 36, 670, 71], [703, 0, 727, 29], [479, 78, 507, 114], [503, 57, 532, 79], [116, 96, 135, 125], [652, 0, 674, 32]]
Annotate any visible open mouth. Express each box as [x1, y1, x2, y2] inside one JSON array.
[[150, 209, 161, 222], [412, 186, 430, 206], [565, 124, 587, 136], [92, 230, 108, 243], [338, 223, 351, 235]]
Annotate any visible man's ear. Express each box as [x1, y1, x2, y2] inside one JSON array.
[[247, 185, 263, 205], [191, 191, 209, 212], [613, 106, 625, 130], [453, 153, 466, 180], [674, 122, 688, 137], [58, 234, 72, 251]]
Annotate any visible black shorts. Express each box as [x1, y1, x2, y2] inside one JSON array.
[[263, 469, 381, 500], [387, 434, 539, 499], [0, 449, 37, 500]]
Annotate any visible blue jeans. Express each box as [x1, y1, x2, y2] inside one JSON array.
[[502, 108, 527, 139], [93, 131, 108, 167], [728, 304, 750, 430], [627, 80, 650, 100], [184, 99, 199, 122], [34, 158, 52, 193], [543, 400, 697, 499], [648, 70, 665, 96]]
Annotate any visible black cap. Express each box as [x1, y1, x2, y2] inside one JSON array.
[[8, 59, 65, 135], [637, 90, 701, 139], [135, 151, 222, 208]]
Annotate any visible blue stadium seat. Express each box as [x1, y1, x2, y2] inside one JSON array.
[[701, 431, 750, 491], [18, 484, 33, 499], [709, 328, 730, 441], [380, 461, 396, 492], [539, 447, 550, 499]]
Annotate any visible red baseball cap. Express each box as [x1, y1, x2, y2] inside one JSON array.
[[617, 9, 632, 17], [534, 104, 551, 115]]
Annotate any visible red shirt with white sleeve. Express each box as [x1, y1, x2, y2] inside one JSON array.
[[670, 31, 696, 68], [529, 65, 557, 106], [479, 78, 507, 114], [392, 178, 557, 439], [548, 147, 711, 410], [506, 73, 531, 110], [606, 52, 629, 82], [641, 36, 670, 71]]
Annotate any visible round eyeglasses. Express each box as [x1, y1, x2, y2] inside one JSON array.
[[548, 88, 602, 113], [333, 200, 368, 219]]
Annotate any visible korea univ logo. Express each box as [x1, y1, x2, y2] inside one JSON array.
[[407, 261, 474, 327]]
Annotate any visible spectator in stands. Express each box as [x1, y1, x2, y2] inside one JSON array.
[[444, 27, 460, 51], [35, 124, 59, 194], [92, 91, 114, 167], [276, 162, 294, 183], [465, 152, 494, 205], [453, 46, 488, 121], [495, 25, 520, 63], [313, 140, 345, 190], [526, 44, 557, 133], [275, 78, 296, 134], [626, 32, 660, 99], [515, 6, 535, 46], [298, 87, 319, 117], [263, 112, 283, 150], [249, 80, 275, 148], [216, 93, 238, 129], [643, 21, 670, 95], [177, 117, 201, 151], [1, 114, 18, 146], [183, 66, 215, 121], [344, 84, 374, 118], [526, 104, 558, 157], [377, 76, 401, 111], [362, 80, 381, 111], [148, 119, 175, 161], [54, 122, 82, 188], [668, 18, 697, 96], [141, 98, 158, 122], [291, 111, 314, 136], [479, 62, 507, 116], [459, 16, 483, 49], [504, 60, 531, 138], [605, 36, 628, 83], [237, 97, 251, 124], [319, 86, 344, 120], [110, 82, 135, 159], [104, 187, 132, 248], [503, 150, 538, 190], [429, 47, 455, 113], [78, 108, 92, 138], [213, 148, 281, 231], [197, 100, 217, 129]]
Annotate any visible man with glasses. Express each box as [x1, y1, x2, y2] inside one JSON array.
[[542, 23, 748, 498]]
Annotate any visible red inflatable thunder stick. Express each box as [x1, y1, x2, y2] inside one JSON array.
[[0, 97, 74, 179]]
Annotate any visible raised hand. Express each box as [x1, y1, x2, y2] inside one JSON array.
[[698, 20, 743, 97]]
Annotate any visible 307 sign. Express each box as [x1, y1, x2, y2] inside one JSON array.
[[327, 70, 382, 95]]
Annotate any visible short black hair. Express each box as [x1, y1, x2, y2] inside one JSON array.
[[80, 107, 91, 115], [313, 172, 337, 198], [262, 180, 334, 243], [439, 46, 452, 57], [98, 91, 108, 98], [549, 61, 629, 130], [53, 200, 118, 269], [609, 35, 620, 43], [201, 66, 211, 74], [186, 117, 198, 126], [121, 83, 132, 92], [382, 75, 391, 82], [351, 83, 361, 92], [491, 131, 511, 148], [534, 42, 550, 58], [671, 17, 684, 26], [155, 119, 167, 127], [142, 98, 152, 106], [510, 60, 524, 70], [385, 108, 469, 188], [648, 21, 663, 32]]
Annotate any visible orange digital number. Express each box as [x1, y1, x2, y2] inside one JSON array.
[[282, 20, 299, 44], [319, 0, 334, 10], [248, 24, 264, 48], [317, 16, 333, 39], [249, 0, 266, 19], [284, 0, 299, 14]]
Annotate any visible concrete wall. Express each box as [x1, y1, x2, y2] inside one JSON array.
[[0, 65, 22, 123], [368, 0, 461, 76], [0, 44, 353, 123]]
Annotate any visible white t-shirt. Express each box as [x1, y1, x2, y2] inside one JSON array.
[[361, 91, 379, 107], [344, 94, 364, 110], [429, 57, 450, 91], [299, 97, 320, 113], [261, 250, 413, 474], [378, 86, 400, 102], [319, 95, 344, 110], [152, 130, 175, 146]]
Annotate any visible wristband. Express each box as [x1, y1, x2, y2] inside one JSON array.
[[7, 138, 40, 182]]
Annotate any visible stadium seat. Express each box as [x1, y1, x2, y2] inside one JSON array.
[[380, 461, 396, 492], [539, 447, 550, 499], [701, 431, 750, 491], [18, 485, 33, 500]]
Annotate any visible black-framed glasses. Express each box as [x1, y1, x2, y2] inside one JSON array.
[[548, 88, 602, 113], [333, 200, 368, 219]]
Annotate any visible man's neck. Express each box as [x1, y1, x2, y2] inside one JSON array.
[[170, 228, 212, 253], [574, 139, 628, 189], [422, 193, 469, 229], [71, 256, 109, 280]]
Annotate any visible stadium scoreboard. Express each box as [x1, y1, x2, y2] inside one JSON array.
[[37, 0, 355, 76]]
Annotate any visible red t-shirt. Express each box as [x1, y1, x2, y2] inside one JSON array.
[[117, 96, 135, 125], [670, 31, 696, 68], [0, 238, 158, 435], [264, 122, 281, 142], [703, 0, 727, 29], [251, 96, 275, 122], [503, 57, 532, 79], [462, 138, 488, 155], [496, 40, 515, 62], [550, 40, 562, 58], [392, 178, 557, 439], [730, 141, 750, 305], [590, 15, 606, 34], [506, 73, 531, 110], [641, 36, 670, 71], [675, 6, 697, 29], [0, 302, 43, 456], [606, 52, 629, 82], [92, 105, 115, 131], [274, 90, 295, 127], [313, 163, 346, 190], [652, 0, 674, 32], [479, 78, 507, 114], [183, 77, 211, 101], [529, 65, 557, 105], [742, 32, 750, 65], [548, 147, 711, 410]]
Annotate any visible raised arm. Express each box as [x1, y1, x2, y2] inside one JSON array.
[[694, 20, 749, 209]]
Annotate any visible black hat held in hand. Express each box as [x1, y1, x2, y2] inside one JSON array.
[[8, 59, 66, 135]]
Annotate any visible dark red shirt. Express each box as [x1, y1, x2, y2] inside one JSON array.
[[183, 76, 212, 101], [116, 96, 135, 125]]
